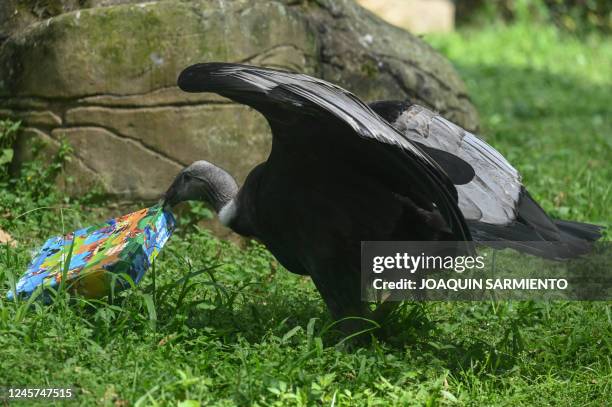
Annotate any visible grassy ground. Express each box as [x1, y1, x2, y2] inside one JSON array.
[[1, 23, 610, 406]]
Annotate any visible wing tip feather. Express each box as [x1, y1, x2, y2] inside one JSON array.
[[178, 62, 238, 92]]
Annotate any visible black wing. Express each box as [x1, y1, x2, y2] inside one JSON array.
[[178, 63, 472, 242], [370, 100, 602, 259], [368, 100, 475, 185]]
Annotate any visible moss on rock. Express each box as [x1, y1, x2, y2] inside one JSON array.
[[1, 0, 479, 202]]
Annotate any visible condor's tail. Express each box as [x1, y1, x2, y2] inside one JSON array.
[[468, 188, 604, 260]]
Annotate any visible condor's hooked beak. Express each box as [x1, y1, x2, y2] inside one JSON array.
[[162, 173, 186, 209]]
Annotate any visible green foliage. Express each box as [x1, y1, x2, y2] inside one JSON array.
[[427, 22, 611, 228], [0, 22, 610, 406], [545, 0, 611, 33], [0, 135, 74, 225], [174, 202, 215, 233], [0, 119, 20, 179], [0, 122, 103, 252], [456, 0, 611, 34]]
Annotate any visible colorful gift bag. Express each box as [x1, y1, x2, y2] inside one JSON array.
[[7, 204, 175, 300]]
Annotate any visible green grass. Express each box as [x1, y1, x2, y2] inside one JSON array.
[[0, 22, 611, 406], [427, 23, 611, 226]]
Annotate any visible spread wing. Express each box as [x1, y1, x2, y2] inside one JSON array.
[[370, 101, 522, 225], [178, 63, 472, 241]]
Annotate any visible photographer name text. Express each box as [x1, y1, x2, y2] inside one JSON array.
[[372, 278, 568, 291]]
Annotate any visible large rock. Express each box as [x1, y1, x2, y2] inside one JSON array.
[[0, 0, 479, 201]]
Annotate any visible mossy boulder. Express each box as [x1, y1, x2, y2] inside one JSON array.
[[0, 0, 479, 202]]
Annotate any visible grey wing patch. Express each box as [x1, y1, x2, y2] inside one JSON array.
[[178, 63, 473, 241], [390, 105, 522, 225]]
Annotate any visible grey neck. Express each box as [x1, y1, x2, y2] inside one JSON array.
[[164, 160, 240, 214], [202, 174, 238, 213]]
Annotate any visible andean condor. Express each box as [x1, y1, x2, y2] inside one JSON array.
[[163, 63, 602, 328]]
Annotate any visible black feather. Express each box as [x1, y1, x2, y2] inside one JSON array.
[[177, 63, 475, 325], [468, 188, 603, 259], [369, 101, 476, 186]]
